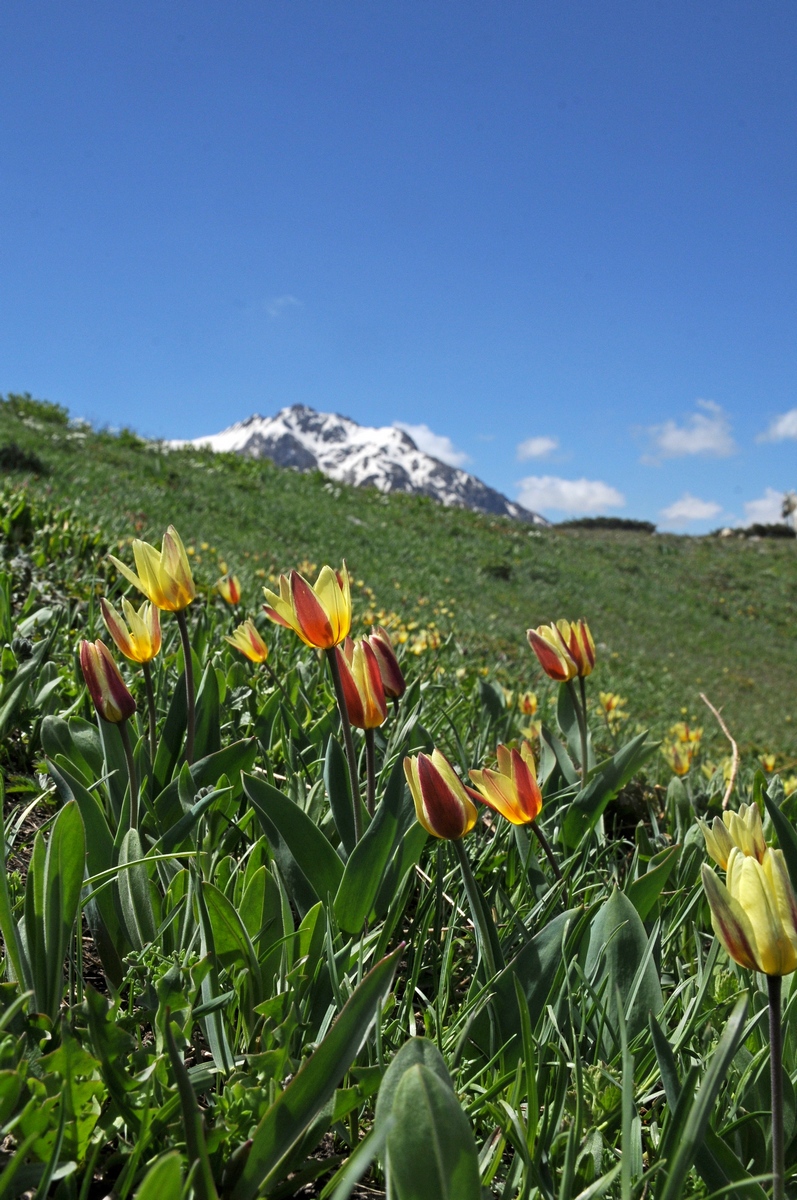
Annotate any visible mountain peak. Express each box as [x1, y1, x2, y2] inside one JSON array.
[[170, 406, 547, 525]]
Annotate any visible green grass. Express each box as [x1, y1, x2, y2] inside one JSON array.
[[2, 396, 796, 756]]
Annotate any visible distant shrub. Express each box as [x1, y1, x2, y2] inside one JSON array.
[[0, 442, 50, 475], [481, 560, 513, 580], [559, 516, 657, 533], [1, 392, 69, 426], [746, 522, 795, 539]]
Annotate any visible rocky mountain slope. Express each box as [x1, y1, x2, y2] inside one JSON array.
[[171, 404, 547, 524]]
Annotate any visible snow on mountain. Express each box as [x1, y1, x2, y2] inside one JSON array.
[[170, 405, 548, 525]]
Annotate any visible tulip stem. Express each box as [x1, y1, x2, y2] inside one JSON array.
[[365, 728, 377, 817], [531, 820, 563, 884], [326, 648, 363, 842], [142, 661, 158, 765], [119, 719, 139, 830], [769, 973, 785, 1200], [175, 610, 195, 765], [568, 679, 589, 790], [453, 838, 501, 980]]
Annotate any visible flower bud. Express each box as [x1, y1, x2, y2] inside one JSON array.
[[80, 639, 136, 724], [336, 638, 388, 730], [101, 597, 161, 664], [527, 623, 578, 682], [404, 749, 478, 840], [367, 626, 406, 699], [469, 741, 542, 826]]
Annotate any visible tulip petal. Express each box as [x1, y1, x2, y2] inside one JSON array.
[[291, 571, 335, 648], [701, 864, 759, 971]]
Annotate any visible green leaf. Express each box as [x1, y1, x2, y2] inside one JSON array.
[[378, 1046, 481, 1200], [764, 785, 797, 893], [117, 829, 156, 950], [325, 736, 355, 856], [42, 802, 85, 1021], [655, 996, 749, 1200], [153, 672, 187, 792], [244, 773, 344, 905], [164, 1021, 218, 1200], [201, 882, 260, 982], [585, 889, 662, 1053], [194, 661, 221, 762], [562, 733, 656, 849], [625, 845, 681, 921], [231, 945, 402, 1200], [335, 757, 406, 934], [133, 1152, 183, 1200], [154, 739, 257, 833]]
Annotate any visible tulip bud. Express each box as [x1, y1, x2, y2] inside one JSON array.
[[527, 623, 578, 682], [217, 573, 242, 605], [80, 639, 136, 724], [336, 638, 388, 729], [368, 626, 406, 700], [404, 749, 478, 840], [225, 619, 268, 664]]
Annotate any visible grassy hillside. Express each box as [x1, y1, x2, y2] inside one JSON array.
[[2, 394, 796, 757]]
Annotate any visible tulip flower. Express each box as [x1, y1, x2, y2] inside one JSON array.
[[80, 639, 137, 724], [101, 597, 161, 665], [468, 742, 542, 826], [225, 619, 268, 664], [367, 626, 406, 701], [263, 563, 351, 650], [662, 741, 694, 777], [336, 639, 388, 732], [527, 623, 578, 683], [700, 803, 766, 870], [79, 640, 139, 827], [101, 596, 161, 762], [109, 526, 196, 613], [217, 573, 242, 605], [554, 618, 596, 678], [469, 742, 562, 885], [404, 750, 478, 841], [109, 525, 198, 763]]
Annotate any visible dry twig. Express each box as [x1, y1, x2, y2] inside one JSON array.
[[700, 691, 739, 809]]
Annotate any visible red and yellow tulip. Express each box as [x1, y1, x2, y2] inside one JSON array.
[[555, 618, 596, 677], [263, 563, 351, 649], [225, 619, 268, 664], [109, 526, 196, 612], [100, 597, 161, 665], [702, 847, 797, 976], [468, 741, 542, 826], [336, 637, 388, 730], [700, 803, 766, 870], [217, 573, 242, 605], [527, 623, 578, 682], [80, 639, 136, 724], [404, 749, 478, 840], [367, 626, 406, 700]]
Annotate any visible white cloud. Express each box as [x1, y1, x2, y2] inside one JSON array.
[[660, 493, 722, 524], [644, 399, 736, 461], [267, 294, 301, 318], [743, 487, 786, 525], [394, 422, 470, 468], [516, 435, 559, 461], [758, 408, 797, 442], [516, 475, 625, 514]]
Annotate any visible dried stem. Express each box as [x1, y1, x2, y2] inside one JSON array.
[[699, 692, 739, 809]]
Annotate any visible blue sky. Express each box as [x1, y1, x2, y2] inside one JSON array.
[[1, 2, 796, 529]]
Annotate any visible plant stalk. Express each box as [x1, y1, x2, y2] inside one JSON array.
[[326, 647, 363, 842], [175, 609, 195, 765], [142, 660, 158, 764], [365, 727, 377, 816], [119, 719, 139, 830], [769, 973, 785, 1200], [568, 678, 589, 790], [531, 820, 563, 883], [453, 837, 500, 980]]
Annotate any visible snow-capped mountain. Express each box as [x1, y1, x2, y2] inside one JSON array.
[[171, 405, 547, 525]]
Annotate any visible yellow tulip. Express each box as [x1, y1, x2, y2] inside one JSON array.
[[336, 638, 387, 730], [217, 573, 242, 605], [109, 526, 196, 612], [225, 619, 268, 664], [101, 597, 161, 665], [263, 563, 351, 649], [555, 618, 596, 678], [468, 741, 542, 826], [700, 803, 766, 870], [527, 623, 578, 682], [702, 847, 797, 976]]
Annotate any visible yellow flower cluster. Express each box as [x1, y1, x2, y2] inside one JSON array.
[[661, 721, 703, 776]]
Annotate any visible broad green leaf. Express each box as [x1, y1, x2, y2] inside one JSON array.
[[231, 945, 402, 1200], [585, 888, 662, 1052], [153, 672, 187, 792], [373, 821, 428, 921], [764, 785, 797, 893], [384, 1063, 481, 1200], [193, 661, 221, 762], [335, 757, 406, 934], [562, 732, 656, 848], [625, 845, 681, 921], [374, 1038, 454, 1130], [134, 1152, 183, 1200], [42, 802, 85, 1022], [117, 829, 156, 950], [201, 882, 260, 982], [244, 773, 343, 904], [325, 737, 356, 856]]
